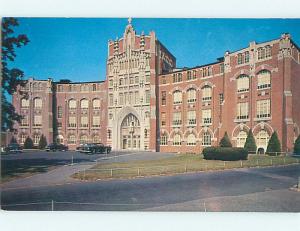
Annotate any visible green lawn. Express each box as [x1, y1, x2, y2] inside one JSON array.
[[72, 154, 300, 181]]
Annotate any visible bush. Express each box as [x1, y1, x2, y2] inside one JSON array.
[[203, 147, 248, 161], [293, 135, 300, 154], [219, 132, 232, 147], [266, 131, 281, 155], [244, 129, 257, 153], [24, 137, 34, 149], [38, 134, 47, 149]]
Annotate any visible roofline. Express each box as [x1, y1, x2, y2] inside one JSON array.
[[53, 80, 105, 84], [157, 40, 176, 61]]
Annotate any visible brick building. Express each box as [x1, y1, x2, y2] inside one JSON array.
[[12, 19, 300, 153]]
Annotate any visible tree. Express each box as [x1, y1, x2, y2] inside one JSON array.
[[10, 136, 17, 144], [294, 135, 300, 154], [1, 17, 30, 132], [38, 134, 47, 149], [23, 136, 33, 149], [266, 131, 281, 154], [219, 132, 232, 147], [244, 129, 257, 153]]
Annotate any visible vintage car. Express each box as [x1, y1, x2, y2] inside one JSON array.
[[4, 143, 23, 154], [78, 143, 111, 154], [45, 143, 69, 152]]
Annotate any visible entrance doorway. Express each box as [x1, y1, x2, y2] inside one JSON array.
[[120, 113, 141, 150]]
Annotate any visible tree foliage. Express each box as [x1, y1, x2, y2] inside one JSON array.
[[294, 135, 300, 154], [24, 136, 33, 149], [244, 129, 257, 153], [266, 131, 281, 154], [1, 17, 29, 131], [219, 131, 232, 147], [38, 134, 47, 149]]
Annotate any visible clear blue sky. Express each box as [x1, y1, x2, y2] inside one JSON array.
[[10, 18, 300, 82]]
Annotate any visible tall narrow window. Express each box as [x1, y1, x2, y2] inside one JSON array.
[[93, 99, 101, 109], [161, 112, 166, 126], [173, 91, 182, 104], [257, 99, 271, 118], [202, 132, 212, 146], [173, 134, 181, 146], [237, 53, 243, 65], [92, 116, 100, 127], [161, 91, 166, 106], [202, 109, 212, 125], [202, 86, 212, 101], [187, 71, 192, 80], [34, 98, 42, 108], [245, 51, 250, 63], [33, 115, 42, 126], [172, 112, 182, 126], [187, 133, 196, 146], [68, 116, 76, 127], [265, 46, 272, 58], [257, 70, 271, 89], [237, 75, 250, 92], [57, 106, 63, 118], [80, 99, 89, 109], [187, 110, 196, 125], [81, 116, 88, 127], [160, 133, 168, 145], [237, 131, 247, 147], [145, 90, 150, 104], [187, 88, 196, 103], [21, 98, 29, 108], [69, 99, 77, 109], [237, 102, 249, 119]]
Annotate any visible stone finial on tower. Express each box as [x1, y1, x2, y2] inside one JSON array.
[[128, 17, 132, 25]]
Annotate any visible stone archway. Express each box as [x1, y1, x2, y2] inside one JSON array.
[[120, 113, 141, 150]]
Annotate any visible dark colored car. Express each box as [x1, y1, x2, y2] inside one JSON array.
[[45, 143, 68, 152], [5, 143, 23, 154], [79, 143, 111, 154]]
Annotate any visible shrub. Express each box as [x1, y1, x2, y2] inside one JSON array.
[[244, 129, 257, 153], [24, 137, 34, 149], [266, 131, 281, 155], [219, 132, 232, 147], [38, 134, 47, 149], [294, 135, 300, 154], [203, 147, 248, 161]]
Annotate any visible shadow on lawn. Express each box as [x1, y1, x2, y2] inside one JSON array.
[[1, 158, 91, 181]]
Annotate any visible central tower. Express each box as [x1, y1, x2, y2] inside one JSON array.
[[106, 19, 176, 151]]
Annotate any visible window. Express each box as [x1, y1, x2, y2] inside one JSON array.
[[172, 112, 182, 126], [161, 76, 166, 84], [21, 116, 28, 126], [187, 133, 196, 146], [92, 116, 100, 127], [92, 84, 97, 91], [80, 135, 88, 144], [160, 133, 168, 145], [108, 130, 112, 139], [256, 130, 270, 149], [237, 102, 249, 119], [145, 74, 150, 83], [135, 76, 139, 84], [202, 109, 212, 124], [33, 115, 42, 126], [161, 112, 166, 126], [80, 84, 89, 92], [109, 80, 113, 87], [134, 91, 139, 104], [257, 70, 271, 89], [68, 135, 76, 144], [33, 134, 40, 145], [193, 70, 197, 78], [208, 66, 213, 76], [34, 98, 42, 108], [93, 99, 100, 109], [93, 135, 100, 143], [237, 131, 247, 147], [109, 94, 114, 106], [187, 110, 196, 125], [161, 91, 167, 105], [173, 73, 182, 83], [119, 93, 124, 105], [173, 134, 181, 146], [245, 51, 250, 63], [129, 77, 134, 85], [238, 53, 243, 65], [81, 116, 88, 127], [187, 88, 196, 103], [258, 47, 266, 60], [265, 46, 272, 58], [202, 86, 212, 101], [202, 132, 212, 146], [68, 116, 76, 127], [220, 63, 224, 74], [257, 99, 271, 118], [145, 90, 150, 104], [187, 71, 192, 80], [21, 98, 29, 108], [80, 99, 89, 109], [173, 91, 182, 104], [219, 93, 224, 105], [57, 106, 63, 118], [20, 134, 26, 144], [237, 75, 249, 92], [57, 85, 63, 92], [69, 99, 77, 109]]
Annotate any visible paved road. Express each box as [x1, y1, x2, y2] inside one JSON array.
[[1, 150, 175, 190], [1, 165, 299, 212]]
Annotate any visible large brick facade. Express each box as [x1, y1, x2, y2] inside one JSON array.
[[12, 20, 300, 153]]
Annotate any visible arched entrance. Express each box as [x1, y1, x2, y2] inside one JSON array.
[[120, 113, 141, 150]]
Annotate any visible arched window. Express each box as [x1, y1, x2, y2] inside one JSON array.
[[237, 131, 248, 147], [34, 98, 42, 108], [173, 133, 181, 146], [202, 132, 212, 146], [187, 88, 197, 103], [160, 132, 168, 145], [257, 70, 271, 89], [256, 130, 270, 151], [187, 133, 196, 146], [21, 98, 29, 108], [173, 90, 182, 104], [69, 99, 77, 109], [80, 99, 89, 109], [93, 99, 100, 109], [80, 135, 88, 144], [202, 85, 212, 101], [237, 74, 249, 92], [68, 135, 76, 144]]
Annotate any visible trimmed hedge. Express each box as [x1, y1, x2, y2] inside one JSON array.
[[203, 147, 248, 161]]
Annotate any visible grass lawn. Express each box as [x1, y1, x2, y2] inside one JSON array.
[[72, 154, 300, 181]]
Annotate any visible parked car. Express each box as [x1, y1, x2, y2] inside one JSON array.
[[4, 143, 23, 154], [45, 143, 68, 152], [79, 143, 111, 154]]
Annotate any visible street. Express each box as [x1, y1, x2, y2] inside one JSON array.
[[1, 152, 299, 211]]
